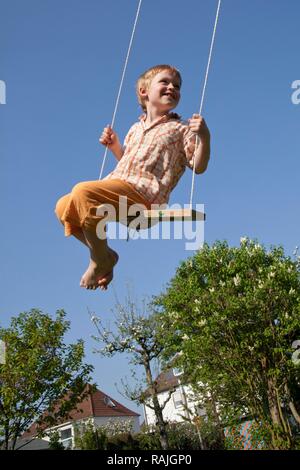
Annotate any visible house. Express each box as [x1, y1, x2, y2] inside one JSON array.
[[13, 437, 51, 451], [22, 385, 140, 449], [143, 369, 203, 426], [143, 370, 266, 450]]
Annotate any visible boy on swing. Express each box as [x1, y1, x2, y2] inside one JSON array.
[[55, 64, 210, 291]]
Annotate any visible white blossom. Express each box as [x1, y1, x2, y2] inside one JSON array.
[[99, 418, 134, 436], [289, 288, 296, 295], [171, 311, 180, 320], [233, 274, 241, 286], [240, 237, 248, 245], [106, 343, 114, 352]]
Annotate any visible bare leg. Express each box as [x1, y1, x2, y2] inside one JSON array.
[[97, 250, 119, 291], [72, 229, 88, 247], [66, 228, 118, 291], [56, 194, 118, 291], [80, 226, 118, 291]]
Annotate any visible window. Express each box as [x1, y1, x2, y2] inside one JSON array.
[[173, 390, 184, 409], [195, 406, 207, 418], [104, 396, 116, 407], [60, 427, 72, 449]]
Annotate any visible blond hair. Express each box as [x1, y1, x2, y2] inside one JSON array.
[[136, 64, 182, 112]]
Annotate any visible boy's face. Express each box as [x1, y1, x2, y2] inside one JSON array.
[[140, 70, 181, 113]]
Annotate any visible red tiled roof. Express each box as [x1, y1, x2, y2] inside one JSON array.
[[86, 389, 139, 418], [23, 385, 139, 437]]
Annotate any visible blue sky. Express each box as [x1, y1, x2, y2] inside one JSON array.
[[1, 0, 299, 416]]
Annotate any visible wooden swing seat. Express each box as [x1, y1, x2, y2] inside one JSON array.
[[101, 207, 205, 229], [131, 208, 205, 229], [128, 208, 205, 223]]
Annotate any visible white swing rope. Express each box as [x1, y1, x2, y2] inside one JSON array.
[[99, 0, 221, 213], [189, 0, 222, 209], [99, 0, 143, 180]]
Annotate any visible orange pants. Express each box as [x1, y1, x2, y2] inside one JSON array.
[[55, 179, 150, 237]]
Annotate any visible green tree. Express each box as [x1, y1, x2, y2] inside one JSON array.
[[48, 431, 65, 450], [0, 309, 94, 450], [74, 420, 107, 450], [156, 239, 300, 449], [91, 298, 174, 450]]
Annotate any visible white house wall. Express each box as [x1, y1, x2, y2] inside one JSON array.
[[144, 385, 198, 426], [43, 415, 140, 449]]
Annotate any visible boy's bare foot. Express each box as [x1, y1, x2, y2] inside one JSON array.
[[98, 250, 119, 291], [97, 271, 113, 291], [80, 260, 106, 290], [79, 250, 119, 291]]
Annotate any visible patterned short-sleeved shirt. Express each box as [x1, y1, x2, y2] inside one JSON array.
[[105, 113, 196, 205]]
